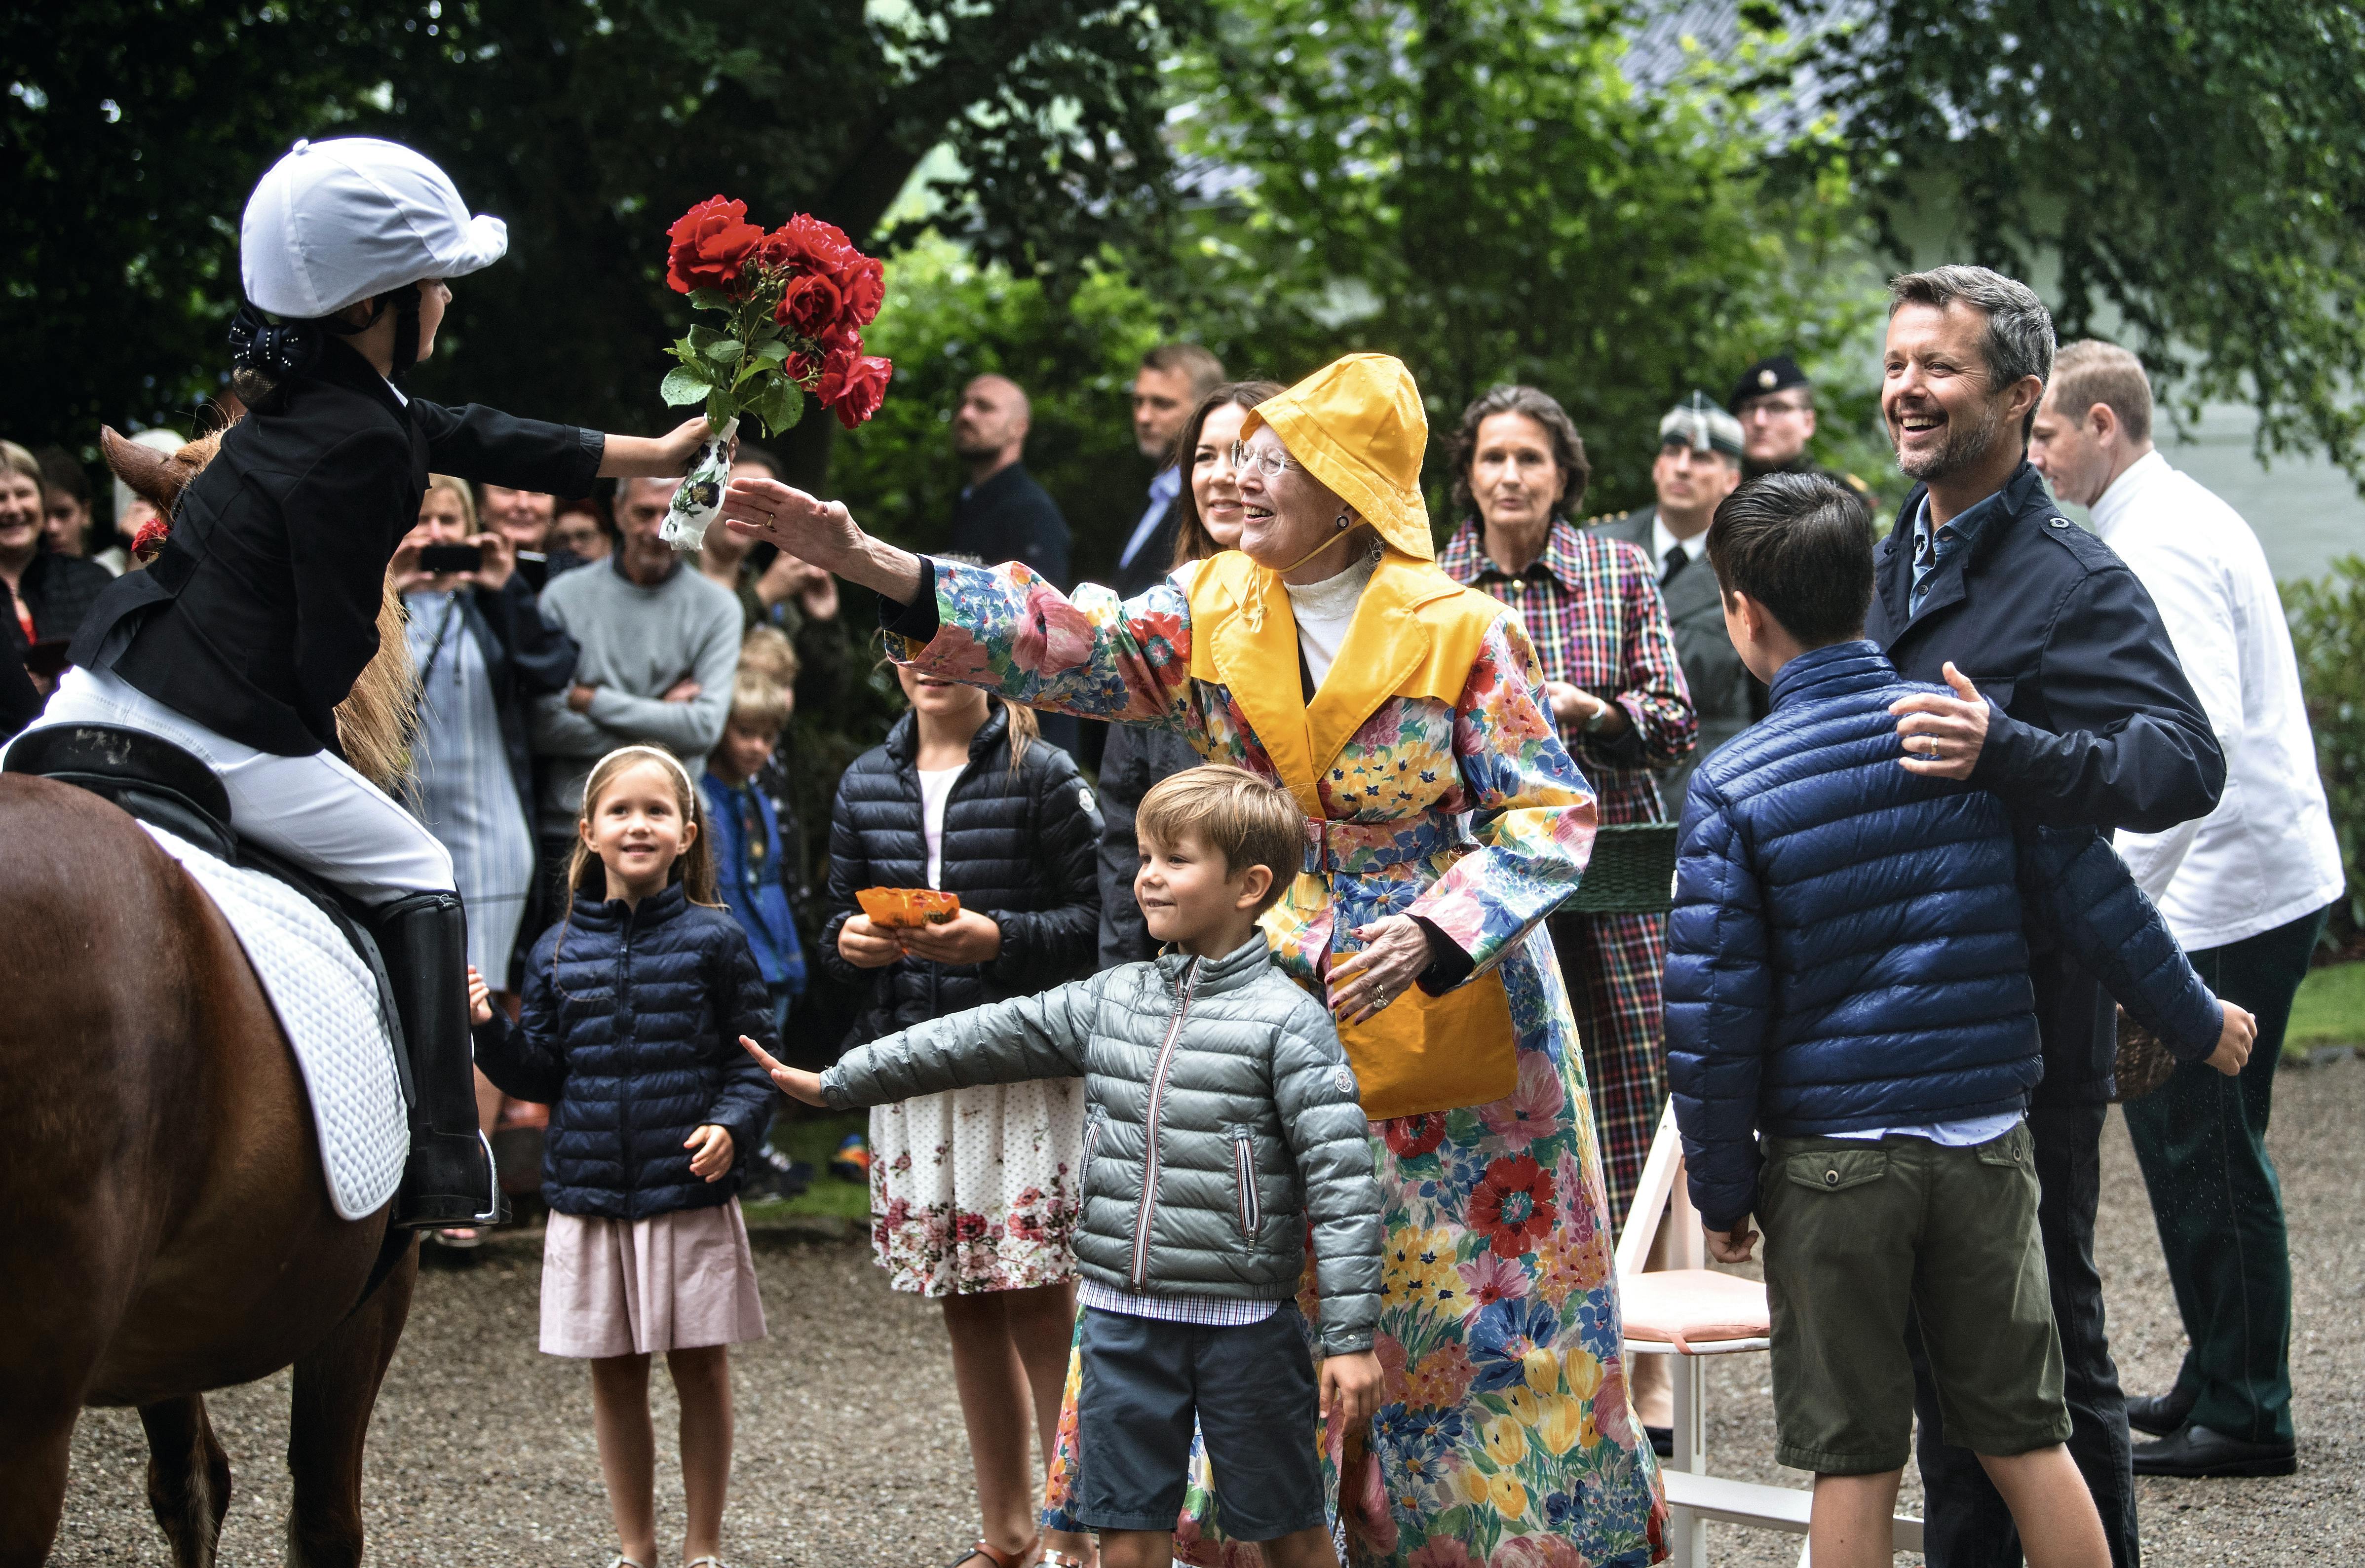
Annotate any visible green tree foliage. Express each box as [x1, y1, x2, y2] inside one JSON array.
[[1157, 0, 1890, 520], [2285, 558, 2365, 939], [3, 0, 1195, 471], [828, 234, 1169, 579], [1795, 0, 2365, 488]]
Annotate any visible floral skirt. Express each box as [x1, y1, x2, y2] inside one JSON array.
[[1041, 927, 1667, 1566], [871, 1078, 1085, 1296]]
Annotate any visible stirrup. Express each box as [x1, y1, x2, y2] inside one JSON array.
[[392, 1129, 507, 1229]]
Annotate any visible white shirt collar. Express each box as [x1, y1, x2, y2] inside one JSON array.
[[2086, 449, 2170, 540], [383, 375, 408, 407], [1651, 512, 1708, 567]]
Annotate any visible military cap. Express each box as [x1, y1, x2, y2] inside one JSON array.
[[1728, 354, 1811, 413]]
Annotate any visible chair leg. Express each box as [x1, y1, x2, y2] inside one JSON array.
[[1668, 1353, 1708, 1568], [1797, 1533, 1814, 1568]]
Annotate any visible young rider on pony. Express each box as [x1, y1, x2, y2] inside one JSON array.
[[17, 138, 710, 1229]]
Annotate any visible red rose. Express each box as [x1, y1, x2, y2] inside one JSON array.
[[665, 195, 766, 296], [837, 254, 885, 329], [774, 269, 844, 338], [761, 212, 857, 276], [817, 346, 892, 429]]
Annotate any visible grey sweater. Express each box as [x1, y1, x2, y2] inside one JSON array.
[[822, 936, 1385, 1354], [529, 556, 741, 834]]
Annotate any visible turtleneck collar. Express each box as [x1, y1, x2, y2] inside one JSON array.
[[1281, 539, 1383, 618], [1154, 932, 1275, 994]]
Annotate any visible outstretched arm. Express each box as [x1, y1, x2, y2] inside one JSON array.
[[719, 477, 927, 605]]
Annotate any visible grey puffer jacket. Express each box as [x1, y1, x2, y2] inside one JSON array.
[[821, 936, 1383, 1354]]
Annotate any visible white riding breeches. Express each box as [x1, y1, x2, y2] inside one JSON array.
[[11, 666, 455, 907]]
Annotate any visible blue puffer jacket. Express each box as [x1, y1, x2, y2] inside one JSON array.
[[475, 883, 779, 1219], [1664, 642, 2222, 1229]]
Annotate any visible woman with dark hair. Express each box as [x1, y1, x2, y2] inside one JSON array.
[[1095, 380, 1286, 965], [1438, 386, 1700, 1212]]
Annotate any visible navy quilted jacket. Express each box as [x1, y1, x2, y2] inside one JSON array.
[[474, 883, 778, 1219], [1664, 642, 2222, 1229]]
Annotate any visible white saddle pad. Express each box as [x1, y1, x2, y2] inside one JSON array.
[[142, 823, 409, 1221]]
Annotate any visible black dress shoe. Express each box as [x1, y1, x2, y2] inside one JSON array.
[[2130, 1424, 2296, 1478], [2126, 1388, 2196, 1437]]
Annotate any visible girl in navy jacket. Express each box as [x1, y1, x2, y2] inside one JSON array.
[[471, 743, 776, 1568]]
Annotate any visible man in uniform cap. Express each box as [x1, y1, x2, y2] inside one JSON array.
[[1730, 353, 1872, 496], [1590, 393, 1749, 807]]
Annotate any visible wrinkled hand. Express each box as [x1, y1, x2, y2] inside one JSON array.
[[722, 477, 863, 573], [1320, 1349, 1384, 1429], [685, 1123, 735, 1181], [466, 964, 493, 1026], [661, 677, 702, 704], [2207, 1002, 2257, 1077], [1891, 662, 1990, 779], [1705, 1218, 1757, 1264], [1327, 916, 1435, 1026], [742, 1035, 827, 1106], [897, 908, 1003, 966], [837, 913, 904, 969]]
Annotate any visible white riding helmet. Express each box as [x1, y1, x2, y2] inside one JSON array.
[[240, 137, 508, 319]]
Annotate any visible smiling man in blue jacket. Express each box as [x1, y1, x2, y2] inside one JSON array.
[[1664, 472, 2250, 1568], [1865, 266, 2225, 1567]]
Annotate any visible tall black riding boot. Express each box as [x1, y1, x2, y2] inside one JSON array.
[[376, 890, 506, 1228]]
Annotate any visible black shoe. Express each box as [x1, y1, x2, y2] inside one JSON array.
[[1645, 1424, 1673, 1458], [2127, 1388, 2197, 1437], [2130, 1424, 2296, 1479], [376, 891, 508, 1229]]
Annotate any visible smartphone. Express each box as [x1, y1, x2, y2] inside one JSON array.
[[419, 543, 484, 574], [513, 549, 548, 590], [22, 638, 70, 679]]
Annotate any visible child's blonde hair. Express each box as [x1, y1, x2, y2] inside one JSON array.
[[421, 471, 477, 529], [1136, 765, 1304, 914], [738, 622, 801, 688], [728, 671, 793, 736]]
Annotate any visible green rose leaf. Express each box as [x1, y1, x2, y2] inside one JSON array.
[[752, 339, 790, 368], [687, 323, 723, 351], [660, 364, 712, 406], [688, 287, 730, 312], [705, 339, 745, 366], [705, 386, 740, 429]]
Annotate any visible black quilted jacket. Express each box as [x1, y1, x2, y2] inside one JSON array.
[[473, 883, 778, 1219], [821, 706, 1103, 1048]]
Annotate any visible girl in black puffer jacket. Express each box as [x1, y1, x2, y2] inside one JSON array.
[[823, 663, 1101, 1568], [471, 743, 777, 1568]]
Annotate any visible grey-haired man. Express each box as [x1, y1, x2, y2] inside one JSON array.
[[1590, 393, 1747, 805]]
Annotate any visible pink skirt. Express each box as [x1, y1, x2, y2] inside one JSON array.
[[539, 1199, 768, 1359]]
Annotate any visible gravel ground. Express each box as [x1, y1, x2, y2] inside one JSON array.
[[51, 1056, 2365, 1566]]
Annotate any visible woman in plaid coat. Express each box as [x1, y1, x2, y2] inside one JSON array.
[[1438, 386, 1694, 1226]]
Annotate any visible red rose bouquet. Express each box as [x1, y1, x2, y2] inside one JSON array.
[[657, 195, 893, 438]]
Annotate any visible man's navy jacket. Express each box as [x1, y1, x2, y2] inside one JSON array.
[[1866, 461, 2224, 1104]]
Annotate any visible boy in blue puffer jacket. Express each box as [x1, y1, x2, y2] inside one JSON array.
[[1662, 473, 2255, 1568]]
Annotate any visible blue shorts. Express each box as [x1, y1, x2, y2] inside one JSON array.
[[1074, 1304, 1325, 1541]]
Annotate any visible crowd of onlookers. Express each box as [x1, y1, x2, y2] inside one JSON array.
[[0, 283, 2344, 1565]]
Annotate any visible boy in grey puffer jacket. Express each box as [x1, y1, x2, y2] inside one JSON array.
[[746, 766, 1382, 1567]]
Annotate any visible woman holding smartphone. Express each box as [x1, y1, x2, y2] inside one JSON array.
[[395, 474, 583, 1244]]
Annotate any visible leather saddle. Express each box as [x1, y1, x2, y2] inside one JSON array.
[[4, 724, 412, 1095]]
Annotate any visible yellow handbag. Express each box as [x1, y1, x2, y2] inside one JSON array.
[[1337, 965, 1519, 1123]]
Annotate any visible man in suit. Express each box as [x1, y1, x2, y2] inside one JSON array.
[[946, 374, 1071, 589], [1110, 344, 1226, 599], [1589, 394, 1747, 805]]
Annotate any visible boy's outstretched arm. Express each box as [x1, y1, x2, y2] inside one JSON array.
[[743, 1036, 826, 1105], [764, 977, 1107, 1110], [2016, 822, 2251, 1072]]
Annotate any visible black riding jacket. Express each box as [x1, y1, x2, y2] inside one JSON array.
[[70, 338, 602, 757], [821, 707, 1103, 1050]]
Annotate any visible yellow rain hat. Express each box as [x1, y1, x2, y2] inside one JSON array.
[[1242, 352, 1434, 561]]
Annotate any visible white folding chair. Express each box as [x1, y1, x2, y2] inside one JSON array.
[[1616, 1103, 1923, 1566]]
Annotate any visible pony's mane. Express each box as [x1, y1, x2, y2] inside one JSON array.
[[102, 415, 419, 793]]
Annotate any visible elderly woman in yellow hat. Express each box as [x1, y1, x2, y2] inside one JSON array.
[[721, 353, 1666, 1568]]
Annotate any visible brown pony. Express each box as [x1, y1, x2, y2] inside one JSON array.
[[0, 425, 423, 1568]]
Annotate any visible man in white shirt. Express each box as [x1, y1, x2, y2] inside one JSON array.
[[2030, 339, 2343, 1480]]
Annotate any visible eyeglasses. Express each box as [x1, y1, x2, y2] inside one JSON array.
[[1228, 440, 1299, 480], [1739, 396, 1812, 421]]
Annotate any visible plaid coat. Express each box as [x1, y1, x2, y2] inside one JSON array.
[[1442, 516, 1694, 1220]]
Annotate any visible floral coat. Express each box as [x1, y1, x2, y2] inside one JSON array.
[[891, 551, 1667, 1567]]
